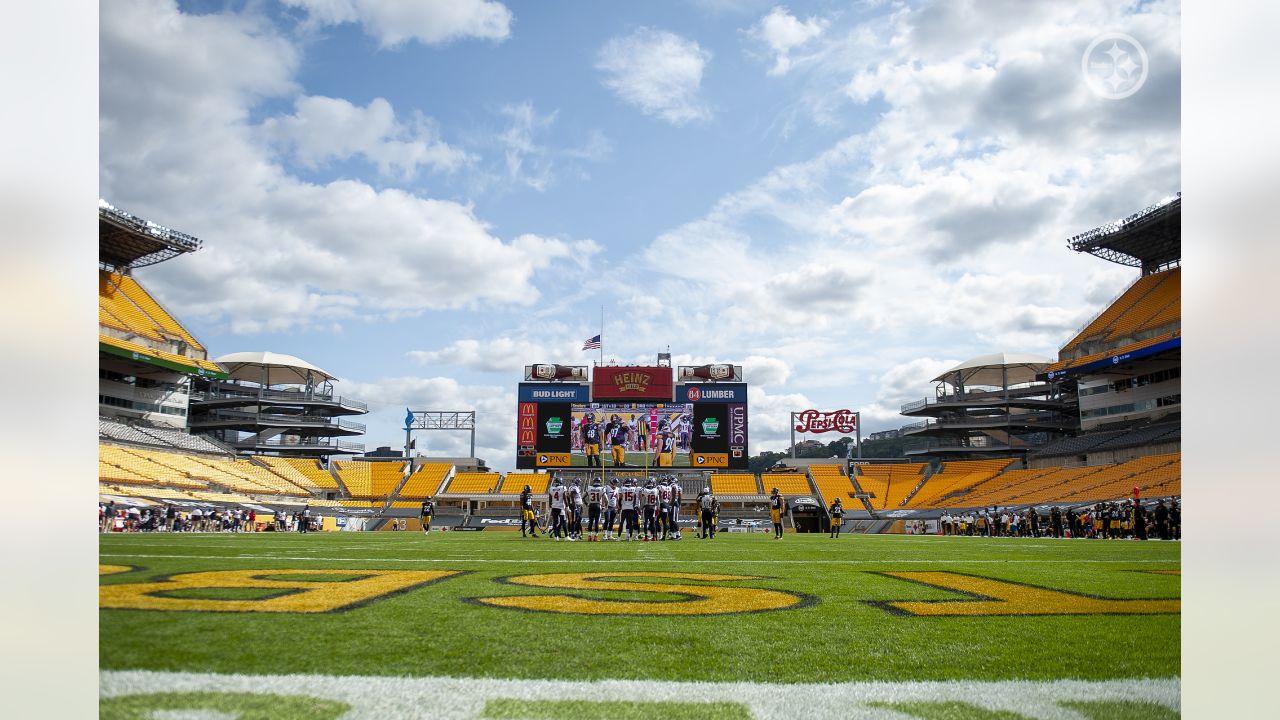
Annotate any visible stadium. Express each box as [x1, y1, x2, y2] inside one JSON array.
[[99, 192, 1181, 718]]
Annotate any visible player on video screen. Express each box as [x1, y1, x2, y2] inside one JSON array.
[[581, 411, 602, 468], [656, 419, 676, 467], [677, 412, 692, 452], [606, 413, 629, 467]]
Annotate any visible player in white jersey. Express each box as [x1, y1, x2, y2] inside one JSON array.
[[567, 480, 583, 541], [641, 479, 660, 541], [576, 481, 587, 538], [658, 477, 675, 540], [547, 478, 567, 540], [602, 479, 619, 540], [696, 486, 717, 539], [618, 478, 639, 540]]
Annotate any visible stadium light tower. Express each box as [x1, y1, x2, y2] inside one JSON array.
[[403, 410, 476, 460]]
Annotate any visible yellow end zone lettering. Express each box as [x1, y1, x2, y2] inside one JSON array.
[[473, 572, 806, 616], [99, 567, 461, 613], [875, 571, 1180, 617]]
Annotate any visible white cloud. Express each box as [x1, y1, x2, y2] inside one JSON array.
[[408, 337, 586, 374], [623, 0, 1178, 442], [100, 0, 580, 333], [875, 357, 956, 408], [596, 28, 713, 126], [261, 96, 468, 179], [742, 355, 791, 386], [496, 102, 557, 191], [471, 102, 612, 194], [748, 5, 828, 76], [280, 0, 512, 48], [340, 375, 515, 463], [747, 386, 815, 453]]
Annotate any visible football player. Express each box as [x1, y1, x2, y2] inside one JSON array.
[[657, 476, 674, 540], [828, 497, 844, 538], [656, 420, 675, 467], [769, 487, 786, 539], [548, 476, 567, 540], [568, 479, 583, 541], [580, 412, 602, 468], [420, 497, 434, 534], [642, 478, 660, 541], [670, 476, 683, 540], [606, 413, 630, 467], [586, 477, 604, 541], [618, 478, 639, 541], [519, 484, 539, 538], [697, 486, 716, 539], [603, 478, 620, 540]]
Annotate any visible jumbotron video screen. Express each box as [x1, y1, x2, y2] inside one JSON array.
[[516, 378, 748, 469]]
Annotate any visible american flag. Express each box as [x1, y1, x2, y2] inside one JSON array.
[[582, 334, 601, 350]]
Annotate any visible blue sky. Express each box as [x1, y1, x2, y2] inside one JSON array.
[[100, 0, 1181, 471]]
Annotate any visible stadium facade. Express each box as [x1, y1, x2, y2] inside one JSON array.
[[189, 351, 368, 458], [98, 195, 1181, 534]]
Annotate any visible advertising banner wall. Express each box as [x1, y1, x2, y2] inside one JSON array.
[[676, 383, 747, 403], [591, 366, 673, 402], [517, 383, 590, 403]]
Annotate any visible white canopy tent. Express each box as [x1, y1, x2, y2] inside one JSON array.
[[932, 352, 1053, 388], [213, 351, 335, 387]]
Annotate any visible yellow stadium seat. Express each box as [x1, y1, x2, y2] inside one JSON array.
[[443, 472, 500, 494], [710, 473, 760, 495], [396, 464, 453, 499]]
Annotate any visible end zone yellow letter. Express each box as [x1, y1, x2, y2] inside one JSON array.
[[99, 567, 461, 613]]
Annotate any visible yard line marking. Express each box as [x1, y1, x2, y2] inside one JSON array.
[[99, 553, 1180, 565], [100, 670, 1180, 720]]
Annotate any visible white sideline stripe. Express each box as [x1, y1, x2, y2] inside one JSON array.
[[99, 552, 1181, 565], [100, 670, 1180, 720]]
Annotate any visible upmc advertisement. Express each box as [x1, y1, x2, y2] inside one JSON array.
[[680, 383, 749, 469]]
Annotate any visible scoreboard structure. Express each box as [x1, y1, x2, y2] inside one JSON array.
[[515, 363, 749, 469]]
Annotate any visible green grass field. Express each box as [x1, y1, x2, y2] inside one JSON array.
[[99, 531, 1181, 718], [569, 449, 686, 467]]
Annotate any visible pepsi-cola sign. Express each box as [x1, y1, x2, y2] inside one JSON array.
[[793, 409, 857, 434]]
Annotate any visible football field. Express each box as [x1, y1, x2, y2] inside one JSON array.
[[568, 450, 687, 467], [99, 531, 1180, 718]]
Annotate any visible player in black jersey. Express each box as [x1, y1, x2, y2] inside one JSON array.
[[656, 420, 675, 467], [586, 477, 604, 541], [581, 412, 602, 468], [828, 497, 844, 538], [519, 484, 538, 538], [769, 488, 785, 539], [420, 497, 435, 534], [605, 414, 630, 467]]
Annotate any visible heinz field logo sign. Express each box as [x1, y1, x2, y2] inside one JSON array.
[[592, 366, 673, 401]]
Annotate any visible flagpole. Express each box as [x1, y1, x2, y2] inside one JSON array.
[[599, 305, 604, 366]]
